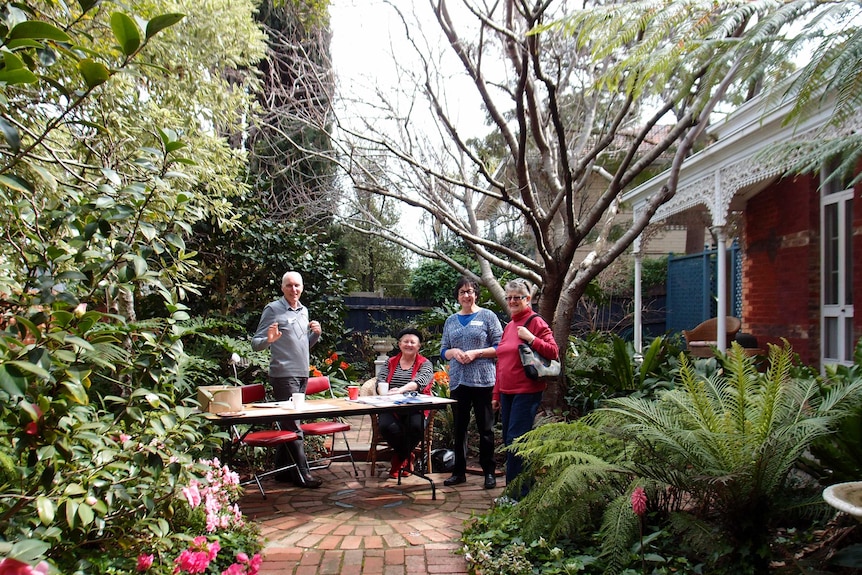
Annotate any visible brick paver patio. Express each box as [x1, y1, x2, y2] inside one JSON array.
[[237, 415, 501, 574]]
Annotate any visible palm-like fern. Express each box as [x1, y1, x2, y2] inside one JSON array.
[[600, 340, 862, 570]]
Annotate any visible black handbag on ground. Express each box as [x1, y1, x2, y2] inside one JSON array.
[[519, 314, 561, 380]]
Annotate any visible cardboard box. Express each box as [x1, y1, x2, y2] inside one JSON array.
[[197, 385, 242, 413]]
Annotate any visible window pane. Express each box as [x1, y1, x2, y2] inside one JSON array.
[[824, 203, 839, 305], [825, 316, 838, 360]]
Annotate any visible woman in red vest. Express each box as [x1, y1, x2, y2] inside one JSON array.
[[377, 328, 434, 478]]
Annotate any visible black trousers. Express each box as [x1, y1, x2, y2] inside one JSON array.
[[378, 410, 423, 461], [450, 385, 495, 476], [269, 375, 311, 479]]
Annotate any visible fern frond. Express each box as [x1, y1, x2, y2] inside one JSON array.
[[597, 493, 640, 575]]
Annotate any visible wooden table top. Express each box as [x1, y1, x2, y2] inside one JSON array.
[[204, 394, 455, 426]]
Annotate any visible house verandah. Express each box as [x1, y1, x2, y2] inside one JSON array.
[[623, 90, 862, 370]]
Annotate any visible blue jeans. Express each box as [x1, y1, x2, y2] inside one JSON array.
[[499, 391, 542, 494]]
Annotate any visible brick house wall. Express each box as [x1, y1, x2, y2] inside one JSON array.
[[742, 172, 862, 367], [742, 175, 821, 364]]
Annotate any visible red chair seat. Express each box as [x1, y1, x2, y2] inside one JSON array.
[[243, 429, 299, 447], [301, 421, 350, 435], [301, 376, 358, 476]]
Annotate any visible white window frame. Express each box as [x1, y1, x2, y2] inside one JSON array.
[[820, 166, 854, 368]]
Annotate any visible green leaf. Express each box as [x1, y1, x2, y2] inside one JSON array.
[[78, 58, 110, 89], [132, 254, 148, 278], [65, 499, 78, 529], [78, 502, 94, 526], [110, 12, 141, 56], [165, 141, 186, 153], [7, 360, 50, 380], [0, 364, 26, 396], [64, 483, 86, 495], [36, 496, 55, 524], [29, 163, 56, 188], [8, 21, 72, 42], [0, 117, 20, 152], [65, 336, 95, 352], [145, 13, 185, 40], [164, 233, 185, 250], [78, 0, 100, 13], [139, 222, 157, 241], [0, 174, 33, 193], [61, 380, 89, 404], [0, 68, 38, 85], [6, 39, 46, 50], [3, 52, 25, 70], [7, 538, 51, 562]]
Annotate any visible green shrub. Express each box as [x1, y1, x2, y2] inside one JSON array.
[[463, 341, 862, 575]]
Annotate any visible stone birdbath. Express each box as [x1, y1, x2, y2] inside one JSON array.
[[823, 482, 862, 521]]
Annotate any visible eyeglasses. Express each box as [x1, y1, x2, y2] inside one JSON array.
[[504, 295, 527, 302], [403, 391, 419, 397], [458, 289, 475, 296]]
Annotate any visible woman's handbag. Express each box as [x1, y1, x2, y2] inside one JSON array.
[[519, 315, 561, 380]]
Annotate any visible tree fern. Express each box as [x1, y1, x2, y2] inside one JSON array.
[[597, 492, 641, 575], [510, 421, 632, 542]]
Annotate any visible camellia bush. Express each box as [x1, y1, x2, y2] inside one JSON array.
[[0, 0, 268, 572]]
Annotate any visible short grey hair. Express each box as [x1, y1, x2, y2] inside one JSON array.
[[504, 278, 531, 296], [282, 271, 303, 287]]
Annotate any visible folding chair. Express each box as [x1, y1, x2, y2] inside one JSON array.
[[301, 376, 359, 476], [234, 383, 300, 498]]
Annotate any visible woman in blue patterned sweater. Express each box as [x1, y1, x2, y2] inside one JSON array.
[[440, 277, 503, 489]]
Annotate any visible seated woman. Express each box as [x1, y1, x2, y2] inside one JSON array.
[[377, 328, 434, 479]]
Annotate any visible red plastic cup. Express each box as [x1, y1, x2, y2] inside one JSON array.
[[347, 385, 359, 400]]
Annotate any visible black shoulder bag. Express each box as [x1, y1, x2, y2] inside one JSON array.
[[518, 314, 561, 380]]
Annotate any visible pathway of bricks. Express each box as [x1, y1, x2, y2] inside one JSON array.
[[238, 415, 502, 574]]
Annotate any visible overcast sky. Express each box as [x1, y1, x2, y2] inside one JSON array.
[[329, 0, 489, 248]]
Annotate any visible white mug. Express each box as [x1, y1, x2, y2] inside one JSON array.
[[292, 392, 305, 409], [377, 381, 389, 395]]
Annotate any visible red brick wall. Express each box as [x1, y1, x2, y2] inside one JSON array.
[[742, 175, 820, 364]]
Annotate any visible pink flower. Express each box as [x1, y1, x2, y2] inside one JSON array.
[[183, 482, 201, 508], [0, 558, 36, 575], [136, 554, 154, 571], [219, 553, 262, 575], [120, 433, 131, 443], [631, 486, 647, 517], [0, 559, 50, 575], [174, 550, 210, 574], [173, 538, 220, 574], [24, 405, 43, 436]]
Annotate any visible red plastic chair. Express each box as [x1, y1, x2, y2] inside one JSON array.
[[234, 384, 299, 498], [301, 376, 359, 476]]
